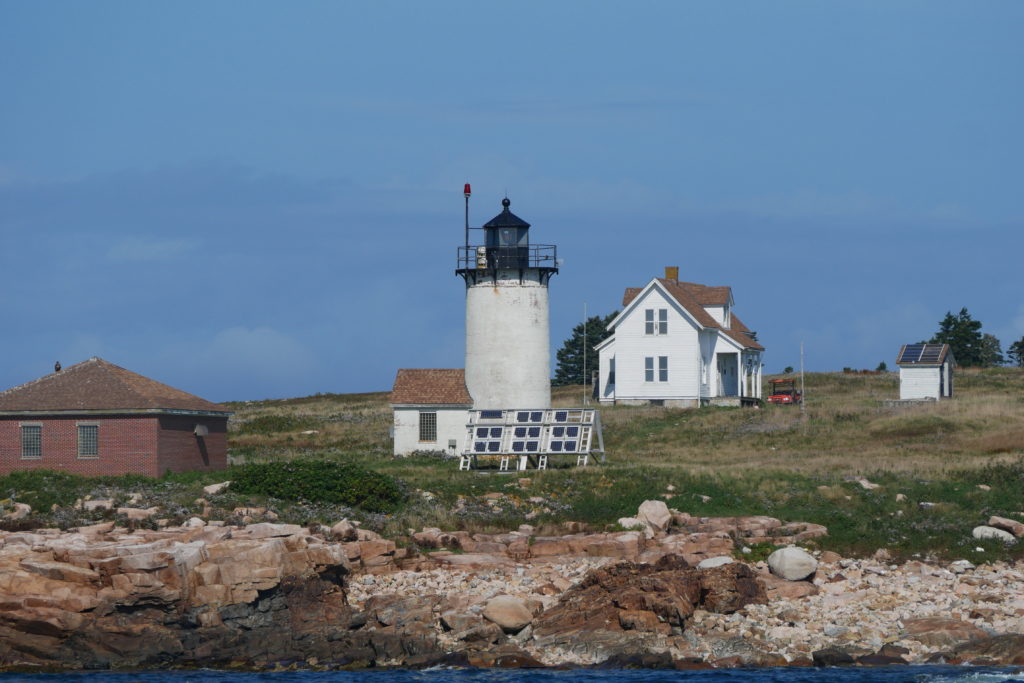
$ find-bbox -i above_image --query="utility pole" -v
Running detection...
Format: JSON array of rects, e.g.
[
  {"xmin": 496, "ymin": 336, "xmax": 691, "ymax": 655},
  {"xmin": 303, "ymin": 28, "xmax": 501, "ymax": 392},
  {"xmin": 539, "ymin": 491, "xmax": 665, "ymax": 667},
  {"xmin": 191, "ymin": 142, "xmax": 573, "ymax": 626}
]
[{"xmin": 800, "ymin": 341, "xmax": 806, "ymax": 415}]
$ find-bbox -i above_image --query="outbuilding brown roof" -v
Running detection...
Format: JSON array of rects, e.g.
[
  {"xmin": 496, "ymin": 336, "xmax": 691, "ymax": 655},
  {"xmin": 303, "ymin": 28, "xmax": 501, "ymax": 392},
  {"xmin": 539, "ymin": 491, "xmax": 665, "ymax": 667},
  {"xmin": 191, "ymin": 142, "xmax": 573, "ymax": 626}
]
[
  {"xmin": 390, "ymin": 369, "xmax": 472, "ymax": 405},
  {"xmin": 621, "ymin": 278, "xmax": 763, "ymax": 351},
  {"xmin": 0, "ymin": 358, "xmax": 230, "ymax": 414}
]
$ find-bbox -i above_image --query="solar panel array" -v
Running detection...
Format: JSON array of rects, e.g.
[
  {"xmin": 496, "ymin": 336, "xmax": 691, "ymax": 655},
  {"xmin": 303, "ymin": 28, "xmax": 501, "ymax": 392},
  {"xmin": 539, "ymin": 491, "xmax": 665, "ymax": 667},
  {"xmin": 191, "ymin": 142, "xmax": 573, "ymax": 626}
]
[
  {"xmin": 897, "ymin": 344, "xmax": 947, "ymax": 365},
  {"xmin": 462, "ymin": 408, "xmax": 603, "ymax": 460}
]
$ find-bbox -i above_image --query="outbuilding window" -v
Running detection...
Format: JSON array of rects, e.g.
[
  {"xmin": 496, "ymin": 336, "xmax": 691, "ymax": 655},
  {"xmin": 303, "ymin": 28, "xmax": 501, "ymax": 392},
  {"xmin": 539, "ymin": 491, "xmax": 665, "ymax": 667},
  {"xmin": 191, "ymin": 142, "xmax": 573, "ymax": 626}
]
[
  {"xmin": 419, "ymin": 411, "xmax": 437, "ymax": 442},
  {"xmin": 20, "ymin": 425, "xmax": 41, "ymax": 459},
  {"xmin": 77, "ymin": 424, "xmax": 99, "ymax": 458}
]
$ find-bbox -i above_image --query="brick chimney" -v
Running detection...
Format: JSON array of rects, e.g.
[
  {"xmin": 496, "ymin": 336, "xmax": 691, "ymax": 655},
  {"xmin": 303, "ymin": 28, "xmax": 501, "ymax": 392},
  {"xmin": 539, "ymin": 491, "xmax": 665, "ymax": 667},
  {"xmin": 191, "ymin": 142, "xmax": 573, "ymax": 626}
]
[{"xmin": 664, "ymin": 266, "xmax": 679, "ymax": 283}]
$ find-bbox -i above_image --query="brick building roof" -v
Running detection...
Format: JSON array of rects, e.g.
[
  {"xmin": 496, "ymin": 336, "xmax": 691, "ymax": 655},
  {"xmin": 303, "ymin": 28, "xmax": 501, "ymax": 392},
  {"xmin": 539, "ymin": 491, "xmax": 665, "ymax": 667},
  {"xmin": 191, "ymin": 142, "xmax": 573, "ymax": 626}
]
[
  {"xmin": 390, "ymin": 369, "xmax": 472, "ymax": 405},
  {"xmin": 0, "ymin": 357, "xmax": 230, "ymax": 414},
  {"xmin": 622, "ymin": 278, "xmax": 764, "ymax": 351}
]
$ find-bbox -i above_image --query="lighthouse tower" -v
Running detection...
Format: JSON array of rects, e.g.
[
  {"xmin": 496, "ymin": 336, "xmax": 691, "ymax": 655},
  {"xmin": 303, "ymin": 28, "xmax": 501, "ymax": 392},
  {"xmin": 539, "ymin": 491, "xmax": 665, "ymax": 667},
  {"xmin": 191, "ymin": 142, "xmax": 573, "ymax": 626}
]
[{"xmin": 457, "ymin": 197, "xmax": 558, "ymax": 410}]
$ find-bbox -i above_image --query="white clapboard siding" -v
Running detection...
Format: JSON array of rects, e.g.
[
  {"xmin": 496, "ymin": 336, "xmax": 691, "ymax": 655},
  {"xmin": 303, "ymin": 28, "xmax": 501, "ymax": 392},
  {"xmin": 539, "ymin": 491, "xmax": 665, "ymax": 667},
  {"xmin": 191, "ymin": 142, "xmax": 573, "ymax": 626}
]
[{"xmin": 899, "ymin": 367, "xmax": 941, "ymax": 400}]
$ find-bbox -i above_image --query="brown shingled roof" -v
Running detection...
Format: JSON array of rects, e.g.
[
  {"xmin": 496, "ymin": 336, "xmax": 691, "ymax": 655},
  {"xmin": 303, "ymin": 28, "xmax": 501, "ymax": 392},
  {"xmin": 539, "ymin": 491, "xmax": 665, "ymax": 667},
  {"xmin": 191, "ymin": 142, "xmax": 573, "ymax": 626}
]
[
  {"xmin": 0, "ymin": 358, "xmax": 230, "ymax": 414},
  {"xmin": 390, "ymin": 369, "xmax": 472, "ymax": 405},
  {"xmin": 621, "ymin": 278, "xmax": 763, "ymax": 351}
]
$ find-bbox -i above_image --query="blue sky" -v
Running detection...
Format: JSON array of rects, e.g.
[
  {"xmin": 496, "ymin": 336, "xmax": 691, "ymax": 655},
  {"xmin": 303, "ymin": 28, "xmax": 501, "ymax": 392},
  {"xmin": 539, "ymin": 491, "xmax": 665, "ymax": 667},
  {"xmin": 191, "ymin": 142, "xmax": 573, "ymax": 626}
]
[{"xmin": 1, "ymin": 2, "xmax": 1021, "ymax": 401}]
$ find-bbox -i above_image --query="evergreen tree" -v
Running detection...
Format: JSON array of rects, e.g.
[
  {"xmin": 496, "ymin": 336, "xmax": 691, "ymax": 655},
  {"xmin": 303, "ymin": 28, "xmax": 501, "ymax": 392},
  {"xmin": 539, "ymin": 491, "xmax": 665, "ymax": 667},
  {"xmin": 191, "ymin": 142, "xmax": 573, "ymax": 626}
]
[
  {"xmin": 553, "ymin": 312, "xmax": 617, "ymax": 386},
  {"xmin": 927, "ymin": 308, "xmax": 1000, "ymax": 367},
  {"xmin": 1007, "ymin": 336, "xmax": 1024, "ymax": 368},
  {"xmin": 978, "ymin": 333, "xmax": 1005, "ymax": 367}
]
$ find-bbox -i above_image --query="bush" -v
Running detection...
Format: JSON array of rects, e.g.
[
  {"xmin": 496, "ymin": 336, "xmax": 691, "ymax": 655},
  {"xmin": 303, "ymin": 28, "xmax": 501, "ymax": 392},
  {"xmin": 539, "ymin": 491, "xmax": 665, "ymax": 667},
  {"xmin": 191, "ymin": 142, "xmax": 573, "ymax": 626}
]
[
  {"xmin": 228, "ymin": 459, "xmax": 405, "ymax": 513},
  {"xmin": 0, "ymin": 470, "xmax": 86, "ymax": 511}
]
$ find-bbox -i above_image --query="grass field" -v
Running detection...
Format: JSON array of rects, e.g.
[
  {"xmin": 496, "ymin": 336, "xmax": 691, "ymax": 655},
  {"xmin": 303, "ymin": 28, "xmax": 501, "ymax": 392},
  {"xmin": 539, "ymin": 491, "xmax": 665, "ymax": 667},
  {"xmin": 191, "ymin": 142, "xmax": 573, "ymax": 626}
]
[
  {"xmin": 3, "ymin": 368, "xmax": 1023, "ymax": 561},
  {"xmin": 214, "ymin": 367, "xmax": 1024, "ymax": 560}
]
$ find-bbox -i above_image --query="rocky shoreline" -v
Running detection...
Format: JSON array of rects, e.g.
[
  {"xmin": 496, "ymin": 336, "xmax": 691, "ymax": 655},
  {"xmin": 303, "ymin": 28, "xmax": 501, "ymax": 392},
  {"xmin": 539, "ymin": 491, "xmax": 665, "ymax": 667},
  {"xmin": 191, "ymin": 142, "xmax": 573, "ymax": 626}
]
[{"xmin": 2, "ymin": 505, "xmax": 1023, "ymax": 670}]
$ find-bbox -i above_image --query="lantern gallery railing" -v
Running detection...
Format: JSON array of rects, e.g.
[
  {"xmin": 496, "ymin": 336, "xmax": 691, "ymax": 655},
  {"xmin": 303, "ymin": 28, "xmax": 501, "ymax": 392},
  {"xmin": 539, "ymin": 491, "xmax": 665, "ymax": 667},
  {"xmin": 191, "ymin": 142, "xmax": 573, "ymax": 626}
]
[
  {"xmin": 456, "ymin": 244, "xmax": 558, "ymax": 272},
  {"xmin": 458, "ymin": 408, "xmax": 605, "ymax": 472}
]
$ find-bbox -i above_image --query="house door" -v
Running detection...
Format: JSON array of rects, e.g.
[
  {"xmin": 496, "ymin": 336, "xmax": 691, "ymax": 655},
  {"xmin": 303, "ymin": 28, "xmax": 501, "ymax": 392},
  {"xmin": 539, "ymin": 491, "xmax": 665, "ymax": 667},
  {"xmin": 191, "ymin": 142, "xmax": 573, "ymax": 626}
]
[{"xmin": 717, "ymin": 354, "xmax": 738, "ymax": 396}]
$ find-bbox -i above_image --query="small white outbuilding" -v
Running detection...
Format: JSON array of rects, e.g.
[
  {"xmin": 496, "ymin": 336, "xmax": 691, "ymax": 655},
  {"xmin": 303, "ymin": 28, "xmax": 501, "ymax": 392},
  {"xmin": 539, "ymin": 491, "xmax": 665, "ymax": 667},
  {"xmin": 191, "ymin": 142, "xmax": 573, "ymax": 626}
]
[
  {"xmin": 896, "ymin": 343, "xmax": 955, "ymax": 400},
  {"xmin": 390, "ymin": 369, "xmax": 471, "ymax": 456}
]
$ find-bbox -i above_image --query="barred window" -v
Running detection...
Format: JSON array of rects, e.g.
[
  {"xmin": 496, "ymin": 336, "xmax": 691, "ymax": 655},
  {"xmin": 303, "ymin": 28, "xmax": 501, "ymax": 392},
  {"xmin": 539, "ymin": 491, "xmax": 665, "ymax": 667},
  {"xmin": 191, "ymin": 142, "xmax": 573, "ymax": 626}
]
[
  {"xmin": 78, "ymin": 424, "xmax": 99, "ymax": 458},
  {"xmin": 21, "ymin": 425, "xmax": 41, "ymax": 459},
  {"xmin": 418, "ymin": 411, "xmax": 437, "ymax": 442}
]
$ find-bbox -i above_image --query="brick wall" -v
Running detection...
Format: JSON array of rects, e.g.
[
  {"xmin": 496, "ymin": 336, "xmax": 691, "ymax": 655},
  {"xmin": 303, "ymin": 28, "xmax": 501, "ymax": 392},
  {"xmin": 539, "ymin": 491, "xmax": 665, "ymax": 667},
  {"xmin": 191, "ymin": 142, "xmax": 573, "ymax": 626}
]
[
  {"xmin": 156, "ymin": 415, "xmax": 228, "ymax": 475},
  {"xmin": 0, "ymin": 415, "xmax": 161, "ymax": 477}
]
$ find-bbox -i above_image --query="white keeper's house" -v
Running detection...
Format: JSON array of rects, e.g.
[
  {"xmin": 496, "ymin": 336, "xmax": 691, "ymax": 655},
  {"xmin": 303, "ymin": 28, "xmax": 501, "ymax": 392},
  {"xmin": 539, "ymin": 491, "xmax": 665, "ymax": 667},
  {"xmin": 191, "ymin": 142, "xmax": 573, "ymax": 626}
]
[{"xmin": 596, "ymin": 267, "xmax": 765, "ymax": 407}]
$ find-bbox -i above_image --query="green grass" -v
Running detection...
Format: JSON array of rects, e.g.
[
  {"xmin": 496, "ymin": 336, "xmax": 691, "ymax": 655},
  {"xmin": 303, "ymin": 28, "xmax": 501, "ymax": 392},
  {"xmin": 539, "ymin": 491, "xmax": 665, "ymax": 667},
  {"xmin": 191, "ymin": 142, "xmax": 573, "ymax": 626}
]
[{"xmin": 3, "ymin": 368, "xmax": 1023, "ymax": 560}]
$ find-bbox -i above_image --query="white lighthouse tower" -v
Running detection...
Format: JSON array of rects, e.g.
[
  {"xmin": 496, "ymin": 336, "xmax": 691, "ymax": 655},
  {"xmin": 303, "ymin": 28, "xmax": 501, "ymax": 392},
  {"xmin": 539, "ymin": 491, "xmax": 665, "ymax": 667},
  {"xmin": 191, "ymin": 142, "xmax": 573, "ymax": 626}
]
[{"xmin": 457, "ymin": 196, "xmax": 558, "ymax": 410}]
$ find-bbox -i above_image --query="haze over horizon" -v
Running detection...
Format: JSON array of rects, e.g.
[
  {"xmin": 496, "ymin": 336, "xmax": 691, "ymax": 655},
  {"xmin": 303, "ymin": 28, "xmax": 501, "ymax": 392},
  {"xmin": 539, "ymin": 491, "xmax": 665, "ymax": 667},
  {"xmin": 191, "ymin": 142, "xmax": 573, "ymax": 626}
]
[{"xmin": 2, "ymin": 2, "xmax": 1021, "ymax": 402}]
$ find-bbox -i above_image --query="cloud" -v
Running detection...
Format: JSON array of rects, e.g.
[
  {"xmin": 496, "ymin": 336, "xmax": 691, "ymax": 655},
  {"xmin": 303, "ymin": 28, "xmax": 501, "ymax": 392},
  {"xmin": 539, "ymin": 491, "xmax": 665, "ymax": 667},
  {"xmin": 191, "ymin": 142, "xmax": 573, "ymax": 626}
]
[{"xmin": 107, "ymin": 237, "xmax": 198, "ymax": 262}]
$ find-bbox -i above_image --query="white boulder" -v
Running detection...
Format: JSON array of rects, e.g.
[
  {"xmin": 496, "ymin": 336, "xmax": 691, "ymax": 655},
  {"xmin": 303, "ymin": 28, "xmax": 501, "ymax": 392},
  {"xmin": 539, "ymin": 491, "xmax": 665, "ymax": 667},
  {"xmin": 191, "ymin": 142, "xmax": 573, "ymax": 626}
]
[
  {"xmin": 636, "ymin": 500, "xmax": 672, "ymax": 531},
  {"xmin": 767, "ymin": 546, "xmax": 818, "ymax": 581},
  {"xmin": 972, "ymin": 525, "xmax": 1017, "ymax": 544}
]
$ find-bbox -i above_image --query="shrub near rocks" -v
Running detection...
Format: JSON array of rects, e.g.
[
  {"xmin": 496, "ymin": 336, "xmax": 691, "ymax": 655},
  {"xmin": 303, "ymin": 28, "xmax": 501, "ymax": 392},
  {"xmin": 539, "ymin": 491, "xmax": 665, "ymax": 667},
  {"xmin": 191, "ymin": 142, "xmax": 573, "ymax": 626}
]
[{"xmin": 229, "ymin": 459, "xmax": 405, "ymax": 513}]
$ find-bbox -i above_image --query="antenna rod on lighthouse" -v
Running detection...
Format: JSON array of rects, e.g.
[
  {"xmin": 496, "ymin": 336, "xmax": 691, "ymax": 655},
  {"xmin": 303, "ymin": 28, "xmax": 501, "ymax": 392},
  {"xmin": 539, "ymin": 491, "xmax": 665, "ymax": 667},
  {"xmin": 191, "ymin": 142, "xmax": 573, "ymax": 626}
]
[{"xmin": 463, "ymin": 183, "xmax": 471, "ymax": 253}]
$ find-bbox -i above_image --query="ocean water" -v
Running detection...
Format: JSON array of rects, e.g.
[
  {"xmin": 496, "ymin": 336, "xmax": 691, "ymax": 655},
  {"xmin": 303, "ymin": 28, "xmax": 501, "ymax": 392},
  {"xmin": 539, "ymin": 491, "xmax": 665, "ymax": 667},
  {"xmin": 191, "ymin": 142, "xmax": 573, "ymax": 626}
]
[{"xmin": 0, "ymin": 667, "xmax": 1022, "ymax": 683}]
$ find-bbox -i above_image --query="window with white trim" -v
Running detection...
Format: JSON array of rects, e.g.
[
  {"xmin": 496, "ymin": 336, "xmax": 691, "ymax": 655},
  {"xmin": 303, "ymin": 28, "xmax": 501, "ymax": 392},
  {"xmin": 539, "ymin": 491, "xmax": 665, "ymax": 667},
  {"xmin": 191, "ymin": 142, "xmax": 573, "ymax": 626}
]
[
  {"xmin": 645, "ymin": 356, "xmax": 669, "ymax": 382},
  {"xmin": 21, "ymin": 425, "xmax": 41, "ymax": 459},
  {"xmin": 418, "ymin": 411, "xmax": 437, "ymax": 442},
  {"xmin": 77, "ymin": 424, "xmax": 99, "ymax": 458},
  {"xmin": 644, "ymin": 308, "xmax": 668, "ymax": 335}
]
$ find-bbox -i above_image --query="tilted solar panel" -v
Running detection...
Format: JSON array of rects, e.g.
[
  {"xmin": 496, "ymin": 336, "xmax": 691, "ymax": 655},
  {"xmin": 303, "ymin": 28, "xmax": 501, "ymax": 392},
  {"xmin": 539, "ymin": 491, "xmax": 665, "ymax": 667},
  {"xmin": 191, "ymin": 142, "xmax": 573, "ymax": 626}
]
[{"xmin": 898, "ymin": 344, "xmax": 925, "ymax": 363}]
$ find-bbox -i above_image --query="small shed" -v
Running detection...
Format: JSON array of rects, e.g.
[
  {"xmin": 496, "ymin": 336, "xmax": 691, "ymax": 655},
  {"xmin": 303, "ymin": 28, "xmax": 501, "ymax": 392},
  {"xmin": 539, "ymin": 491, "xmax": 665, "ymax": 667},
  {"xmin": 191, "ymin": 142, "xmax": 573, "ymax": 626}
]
[
  {"xmin": 390, "ymin": 369, "xmax": 471, "ymax": 457},
  {"xmin": 896, "ymin": 344, "xmax": 955, "ymax": 400}
]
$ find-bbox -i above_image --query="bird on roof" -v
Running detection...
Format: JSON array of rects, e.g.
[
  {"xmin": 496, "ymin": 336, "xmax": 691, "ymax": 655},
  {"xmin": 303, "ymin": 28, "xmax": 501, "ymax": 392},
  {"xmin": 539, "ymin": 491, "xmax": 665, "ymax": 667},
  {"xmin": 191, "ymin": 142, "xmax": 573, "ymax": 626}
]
[{"xmin": 54, "ymin": 361, "xmax": 61, "ymax": 372}]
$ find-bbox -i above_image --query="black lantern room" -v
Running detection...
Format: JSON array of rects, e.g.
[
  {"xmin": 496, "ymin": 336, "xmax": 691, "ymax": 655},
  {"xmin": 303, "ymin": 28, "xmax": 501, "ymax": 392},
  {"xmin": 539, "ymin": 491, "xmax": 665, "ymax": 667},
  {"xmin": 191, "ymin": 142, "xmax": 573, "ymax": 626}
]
[
  {"xmin": 456, "ymin": 196, "xmax": 558, "ymax": 284},
  {"xmin": 483, "ymin": 198, "xmax": 530, "ymax": 268}
]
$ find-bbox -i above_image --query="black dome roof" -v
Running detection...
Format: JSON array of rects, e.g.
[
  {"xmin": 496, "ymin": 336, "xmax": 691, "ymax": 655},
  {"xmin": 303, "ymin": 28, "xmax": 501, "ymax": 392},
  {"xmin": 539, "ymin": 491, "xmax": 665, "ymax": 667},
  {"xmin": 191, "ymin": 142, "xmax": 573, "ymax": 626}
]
[{"xmin": 483, "ymin": 198, "xmax": 530, "ymax": 230}]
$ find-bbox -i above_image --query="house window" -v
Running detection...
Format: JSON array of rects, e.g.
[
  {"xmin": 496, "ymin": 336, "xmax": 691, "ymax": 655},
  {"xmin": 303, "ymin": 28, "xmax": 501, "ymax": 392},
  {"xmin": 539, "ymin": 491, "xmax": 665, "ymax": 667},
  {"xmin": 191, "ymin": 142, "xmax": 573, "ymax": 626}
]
[
  {"xmin": 659, "ymin": 356, "xmax": 669, "ymax": 382},
  {"xmin": 77, "ymin": 424, "xmax": 99, "ymax": 458},
  {"xmin": 20, "ymin": 425, "xmax": 41, "ymax": 459},
  {"xmin": 644, "ymin": 309, "xmax": 668, "ymax": 335},
  {"xmin": 419, "ymin": 411, "xmax": 437, "ymax": 442},
  {"xmin": 645, "ymin": 357, "xmax": 654, "ymax": 382}
]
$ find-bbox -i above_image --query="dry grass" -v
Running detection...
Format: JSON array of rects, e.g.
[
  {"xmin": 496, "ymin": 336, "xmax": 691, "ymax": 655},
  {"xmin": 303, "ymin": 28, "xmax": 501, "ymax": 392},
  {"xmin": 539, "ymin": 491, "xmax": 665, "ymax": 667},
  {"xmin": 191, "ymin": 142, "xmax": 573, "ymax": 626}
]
[{"xmin": 223, "ymin": 368, "xmax": 1024, "ymax": 479}]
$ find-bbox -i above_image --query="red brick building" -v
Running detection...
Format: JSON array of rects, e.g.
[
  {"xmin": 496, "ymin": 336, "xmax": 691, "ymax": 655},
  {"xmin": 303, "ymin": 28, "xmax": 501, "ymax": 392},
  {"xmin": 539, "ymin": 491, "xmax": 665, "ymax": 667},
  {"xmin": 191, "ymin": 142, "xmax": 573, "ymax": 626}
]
[{"xmin": 0, "ymin": 358, "xmax": 232, "ymax": 477}]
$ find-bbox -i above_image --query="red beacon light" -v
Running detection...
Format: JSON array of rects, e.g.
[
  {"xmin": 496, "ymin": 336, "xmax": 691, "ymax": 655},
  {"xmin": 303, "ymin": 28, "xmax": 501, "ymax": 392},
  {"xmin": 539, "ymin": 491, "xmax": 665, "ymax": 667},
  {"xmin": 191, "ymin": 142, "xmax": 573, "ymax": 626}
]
[{"xmin": 464, "ymin": 183, "xmax": 472, "ymax": 198}]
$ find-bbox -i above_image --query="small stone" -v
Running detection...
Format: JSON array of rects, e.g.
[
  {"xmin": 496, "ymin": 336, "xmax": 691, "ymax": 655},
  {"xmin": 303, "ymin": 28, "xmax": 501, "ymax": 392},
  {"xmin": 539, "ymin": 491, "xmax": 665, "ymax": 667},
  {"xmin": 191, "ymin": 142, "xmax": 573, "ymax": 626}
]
[
  {"xmin": 203, "ymin": 481, "xmax": 231, "ymax": 496},
  {"xmin": 698, "ymin": 556, "xmax": 734, "ymax": 569}
]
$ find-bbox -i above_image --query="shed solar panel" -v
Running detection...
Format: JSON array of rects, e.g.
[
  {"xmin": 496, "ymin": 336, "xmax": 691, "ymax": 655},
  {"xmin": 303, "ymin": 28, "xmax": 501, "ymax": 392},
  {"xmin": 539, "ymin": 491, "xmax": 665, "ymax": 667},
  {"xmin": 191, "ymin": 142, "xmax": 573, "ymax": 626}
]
[
  {"xmin": 898, "ymin": 343, "xmax": 947, "ymax": 365},
  {"xmin": 898, "ymin": 344, "xmax": 925, "ymax": 363}
]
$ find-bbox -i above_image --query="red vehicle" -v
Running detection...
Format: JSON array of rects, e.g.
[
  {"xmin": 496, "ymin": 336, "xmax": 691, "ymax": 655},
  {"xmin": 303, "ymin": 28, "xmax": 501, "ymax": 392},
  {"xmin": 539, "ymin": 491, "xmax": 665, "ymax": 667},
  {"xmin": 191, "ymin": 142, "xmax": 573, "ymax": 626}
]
[{"xmin": 767, "ymin": 378, "xmax": 802, "ymax": 405}]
